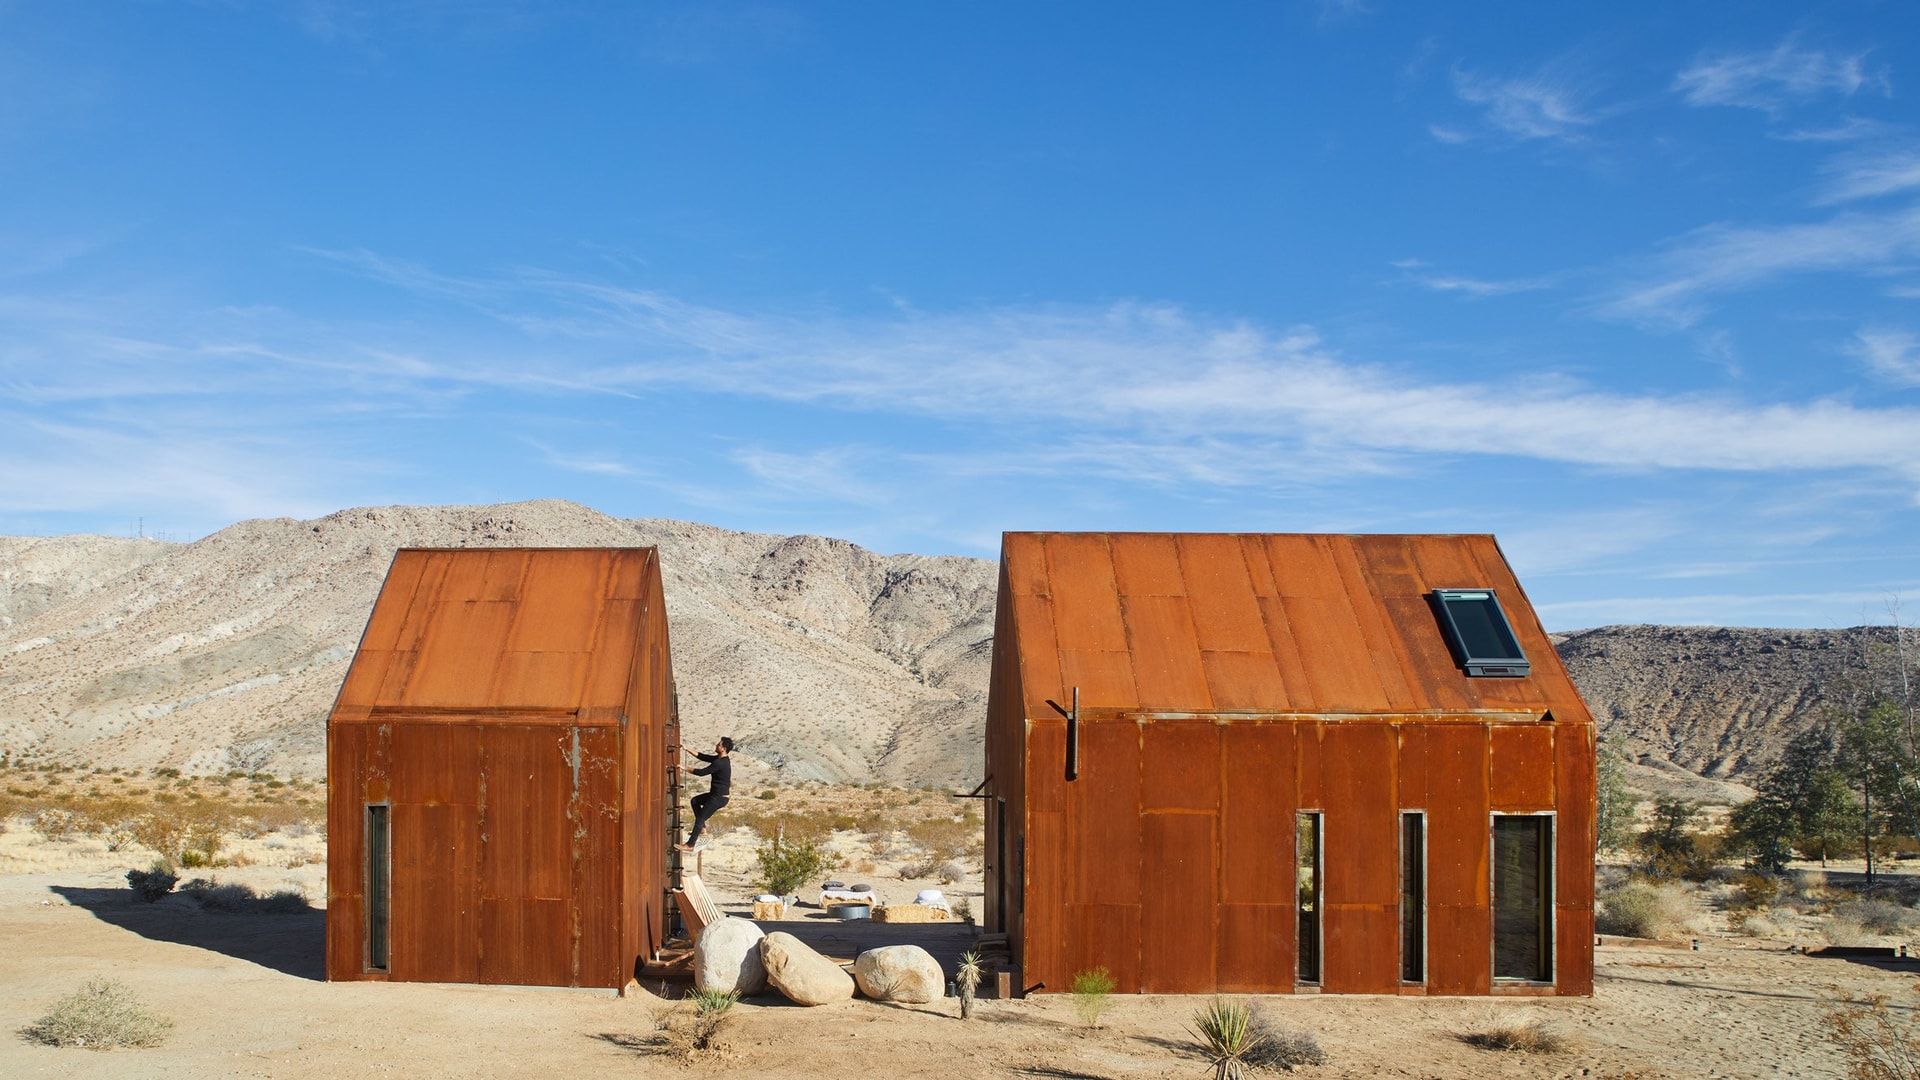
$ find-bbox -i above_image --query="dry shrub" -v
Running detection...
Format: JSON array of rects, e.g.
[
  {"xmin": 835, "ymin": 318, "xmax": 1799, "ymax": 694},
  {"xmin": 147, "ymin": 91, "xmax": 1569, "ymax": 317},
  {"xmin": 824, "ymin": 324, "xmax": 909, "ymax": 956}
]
[
  {"xmin": 244, "ymin": 800, "xmax": 319, "ymax": 837},
  {"xmin": 21, "ymin": 978, "xmax": 173, "ymax": 1049},
  {"xmin": 1833, "ymin": 899, "xmax": 1917, "ymax": 937},
  {"xmin": 130, "ymin": 815, "xmax": 189, "ymax": 864},
  {"xmin": 1462, "ymin": 1011, "xmax": 1565, "ymax": 1054},
  {"xmin": 1732, "ymin": 909, "xmax": 1784, "ymax": 938},
  {"xmin": 653, "ymin": 989, "xmax": 736, "ymax": 1060},
  {"xmin": 125, "ymin": 862, "xmax": 178, "ymax": 903},
  {"xmin": 30, "ymin": 807, "xmax": 82, "ymax": 842},
  {"xmin": 1829, "ymin": 995, "xmax": 1920, "ymax": 1079},
  {"xmin": 256, "ymin": 888, "xmax": 312, "ymax": 914},
  {"xmin": 1727, "ymin": 870, "xmax": 1782, "ymax": 912},
  {"xmin": 904, "ymin": 816, "xmax": 981, "ymax": 863},
  {"xmin": 1244, "ymin": 1002, "xmax": 1327, "ymax": 1071},
  {"xmin": 1596, "ymin": 881, "xmax": 1701, "ymax": 939}
]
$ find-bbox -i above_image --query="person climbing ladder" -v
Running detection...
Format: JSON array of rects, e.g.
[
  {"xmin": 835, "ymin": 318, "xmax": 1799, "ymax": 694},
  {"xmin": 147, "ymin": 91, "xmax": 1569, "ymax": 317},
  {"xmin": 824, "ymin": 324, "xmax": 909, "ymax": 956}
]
[{"xmin": 677, "ymin": 737, "xmax": 734, "ymax": 851}]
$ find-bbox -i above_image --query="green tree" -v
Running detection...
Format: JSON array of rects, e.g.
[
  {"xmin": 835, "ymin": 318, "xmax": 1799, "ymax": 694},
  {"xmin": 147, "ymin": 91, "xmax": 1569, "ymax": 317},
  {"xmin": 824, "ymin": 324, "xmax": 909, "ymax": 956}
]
[
  {"xmin": 1595, "ymin": 745, "xmax": 1634, "ymax": 853},
  {"xmin": 1730, "ymin": 728, "xmax": 1858, "ymax": 871},
  {"xmin": 1637, "ymin": 797, "xmax": 1704, "ymax": 879},
  {"xmin": 1838, "ymin": 698, "xmax": 1914, "ymax": 884}
]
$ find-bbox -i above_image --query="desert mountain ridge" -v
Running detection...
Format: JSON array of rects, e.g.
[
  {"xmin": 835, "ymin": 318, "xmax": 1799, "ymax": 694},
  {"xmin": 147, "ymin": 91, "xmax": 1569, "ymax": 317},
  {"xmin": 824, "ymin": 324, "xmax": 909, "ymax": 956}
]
[{"xmin": 0, "ymin": 500, "xmax": 1899, "ymax": 794}]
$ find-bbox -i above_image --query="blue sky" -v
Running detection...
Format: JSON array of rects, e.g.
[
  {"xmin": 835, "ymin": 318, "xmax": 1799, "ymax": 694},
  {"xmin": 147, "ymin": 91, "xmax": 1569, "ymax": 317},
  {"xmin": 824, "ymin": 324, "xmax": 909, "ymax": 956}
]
[{"xmin": 3, "ymin": 2, "xmax": 1918, "ymax": 630}]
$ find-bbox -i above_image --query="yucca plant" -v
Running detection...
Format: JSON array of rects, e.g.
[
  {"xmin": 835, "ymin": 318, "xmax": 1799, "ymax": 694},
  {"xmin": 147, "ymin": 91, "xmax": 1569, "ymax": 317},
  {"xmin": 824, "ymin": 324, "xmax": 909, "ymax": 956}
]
[
  {"xmin": 956, "ymin": 950, "xmax": 983, "ymax": 1020},
  {"xmin": 1190, "ymin": 998, "xmax": 1266, "ymax": 1080}
]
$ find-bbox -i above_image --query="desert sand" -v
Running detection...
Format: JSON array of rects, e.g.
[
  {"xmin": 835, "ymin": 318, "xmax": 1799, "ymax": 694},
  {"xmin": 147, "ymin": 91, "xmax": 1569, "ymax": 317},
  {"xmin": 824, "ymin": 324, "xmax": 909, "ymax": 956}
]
[{"xmin": 0, "ymin": 833, "xmax": 1910, "ymax": 1079}]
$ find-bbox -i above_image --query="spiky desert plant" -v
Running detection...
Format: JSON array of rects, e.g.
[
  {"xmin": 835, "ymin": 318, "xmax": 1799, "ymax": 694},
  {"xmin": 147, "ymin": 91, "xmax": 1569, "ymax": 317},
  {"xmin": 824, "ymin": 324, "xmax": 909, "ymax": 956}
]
[
  {"xmin": 956, "ymin": 950, "xmax": 983, "ymax": 1020},
  {"xmin": 1190, "ymin": 998, "xmax": 1266, "ymax": 1080},
  {"xmin": 1069, "ymin": 967, "xmax": 1116, "ymax": 1028}
]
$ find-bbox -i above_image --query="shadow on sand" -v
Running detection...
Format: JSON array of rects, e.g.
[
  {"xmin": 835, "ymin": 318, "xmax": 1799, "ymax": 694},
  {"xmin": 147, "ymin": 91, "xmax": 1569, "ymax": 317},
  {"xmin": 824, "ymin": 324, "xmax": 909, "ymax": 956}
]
[{"xmin": 51, "ymin": 884, "xmax": 325, "ymax": 980}]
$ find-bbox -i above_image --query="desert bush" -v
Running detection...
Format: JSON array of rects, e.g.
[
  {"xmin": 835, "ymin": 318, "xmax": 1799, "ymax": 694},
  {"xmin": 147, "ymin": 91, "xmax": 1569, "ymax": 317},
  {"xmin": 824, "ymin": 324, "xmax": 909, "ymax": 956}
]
[
  {"xmin": 1069, "ymin": 967, "xmax": 1115, "ymax": 1027},
  {"xmin": 653, "ymin": 989, "xmax": 736, "ymax": 1060},
  {"xmin": 935, "ymin": 860, "xmax": 967, "ymax": 885},
  {"xmin": 31, "ymin": 807, "xmax": 82, "ymax": 842},
  {"xmin": 1462, "ymin": 1011, "xmax": 1565, "ymax": 1054},
  {"xmin": 738, "ymin": 810, "xmax": 830, "ymax": 846},
  {"xmin": 198, "ymin": 883, "xmax": 257, "ymax": 913},
  {"xmin": 953, "ymin": 896, "xmax": 974, "ymax": 924},
  {"xmin": 1834, "ymin": 899, "xmax": 1917, "ymax": 936},
  {"xmin": 1596, "ymin": 881, "xmax": 1701, "ymax": 939},
  {"xmin": 21, "ymin": 978, "xmax": 173, "ymax": 1049},
  {"xmin": 1732, "ymin": 908, "xmax": 1783, "ymax": 938},
  {"xmin": 125, "ymin": 862, "xmax": 178, "ymax": 903},
  {"xmin": 905, "ymin": 816, "xmax": 981, "ymax": 863},
  {"xmin": 1727, "ymin": 870, "xmax": 1782, "ymax": 912},
  {"xmin": 256, "ymin": 888, "xmax": 311, "ymax": 914},
  {"xmin": 757, "ymin": 789, "xmax": 776, "ymax": 800},
  {"xmin": 1830, "ymin": 995, "xmax": 1920, "ymax": 1080},
  {"xmin": 1244, "ymin": 1002, "xmax": 1327, "ymax": 1071},
  {"xmin": 753, "ymin": 833, "xmax": 837, "ymax": 896},
  {"xmin": 130, "ymin": 814, "xmax": 189, "ymax": 864},
  {"xmin": 1827, "ymin": 916, "xmax": 1875, "ymax": 947}
]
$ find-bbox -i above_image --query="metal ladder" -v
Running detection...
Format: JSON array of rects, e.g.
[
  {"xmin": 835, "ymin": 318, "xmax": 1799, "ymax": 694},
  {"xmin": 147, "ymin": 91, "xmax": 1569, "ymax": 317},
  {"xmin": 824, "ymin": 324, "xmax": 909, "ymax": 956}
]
[{"xmin": 665, "ymin": 683, "xmax": 685, "ymax": 940}]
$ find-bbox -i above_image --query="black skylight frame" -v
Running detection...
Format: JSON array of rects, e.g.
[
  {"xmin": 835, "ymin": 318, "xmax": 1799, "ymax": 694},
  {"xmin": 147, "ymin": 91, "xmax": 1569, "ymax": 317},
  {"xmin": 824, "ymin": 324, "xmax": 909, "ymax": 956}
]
[{"xmin": 1431, "ymin": 588, "xmax": 1530, "ymax": 677}]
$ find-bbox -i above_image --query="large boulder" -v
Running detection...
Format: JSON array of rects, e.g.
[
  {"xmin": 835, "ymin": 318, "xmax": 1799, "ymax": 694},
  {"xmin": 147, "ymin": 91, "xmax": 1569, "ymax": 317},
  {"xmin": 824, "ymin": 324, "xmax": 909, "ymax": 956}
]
[
  {"xmin": 851, "ymin": 944, "xmax": 944, "ymax": 1004},
  {"xmin": 760, "ymin": 931, "xmax": 855, "ymax": 1006},
  {"xmin": 694, "ymin": 917, "xmax": 768, "ymax": 996}
]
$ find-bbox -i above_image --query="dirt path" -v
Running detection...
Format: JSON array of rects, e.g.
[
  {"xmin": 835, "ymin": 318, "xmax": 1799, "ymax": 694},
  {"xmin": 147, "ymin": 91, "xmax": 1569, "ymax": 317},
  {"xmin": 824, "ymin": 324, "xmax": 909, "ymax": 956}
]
[{"xmin": 0, "ymin": 866, "xmax": 1905, "ymax": 1079}]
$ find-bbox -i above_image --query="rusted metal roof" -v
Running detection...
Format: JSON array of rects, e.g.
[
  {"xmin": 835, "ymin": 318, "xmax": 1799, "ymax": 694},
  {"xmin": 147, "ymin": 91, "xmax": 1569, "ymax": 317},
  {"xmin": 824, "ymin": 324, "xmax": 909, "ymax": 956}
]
[
  {"xmin": 332, "ymin": 547, "xmax": 657, "ymax": 727},
  {"xmin": 1001, "ymin": 532, "xmax": 1590, "ymax": 722}
]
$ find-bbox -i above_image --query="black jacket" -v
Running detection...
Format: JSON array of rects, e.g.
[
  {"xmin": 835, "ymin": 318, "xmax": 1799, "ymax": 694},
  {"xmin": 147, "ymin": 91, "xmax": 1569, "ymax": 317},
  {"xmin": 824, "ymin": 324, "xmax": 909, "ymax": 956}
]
[{"xmin": 691, "ymin": 752, "xmax": 732, "ymax": 797}]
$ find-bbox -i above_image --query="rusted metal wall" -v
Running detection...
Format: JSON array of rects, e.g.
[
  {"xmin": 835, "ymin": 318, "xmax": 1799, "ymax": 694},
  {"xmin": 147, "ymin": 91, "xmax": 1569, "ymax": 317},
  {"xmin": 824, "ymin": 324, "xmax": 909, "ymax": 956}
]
[
  {"xmin": 988, "ymin": 532, "xmax": 1596, "ymax": 997},
  {"xmin": 326, "ymin": 548, "xmax": 672, "ymax": 989}
]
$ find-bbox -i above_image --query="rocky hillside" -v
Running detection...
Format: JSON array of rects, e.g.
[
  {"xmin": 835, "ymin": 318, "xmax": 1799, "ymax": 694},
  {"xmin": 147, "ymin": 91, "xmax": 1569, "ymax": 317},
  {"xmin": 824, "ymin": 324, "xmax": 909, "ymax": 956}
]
[
  {"xmin": 0, "ymin": 503, "xmax": 1905, "ymax": 792},
  {"xmin": 0, "ymin": 502, "xmax": 996, "ymax": 788},
  {"xmin": 1557, "ymin": 624, "xmax": 1907, "ymax": 778}
]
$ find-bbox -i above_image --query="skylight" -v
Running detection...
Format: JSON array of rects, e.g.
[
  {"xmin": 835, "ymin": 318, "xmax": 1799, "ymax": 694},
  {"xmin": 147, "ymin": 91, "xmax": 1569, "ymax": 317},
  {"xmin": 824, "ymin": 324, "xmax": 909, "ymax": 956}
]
[{"xmin": 1432, "ymin": 589, "xmax": 1530, "ymax": 677}]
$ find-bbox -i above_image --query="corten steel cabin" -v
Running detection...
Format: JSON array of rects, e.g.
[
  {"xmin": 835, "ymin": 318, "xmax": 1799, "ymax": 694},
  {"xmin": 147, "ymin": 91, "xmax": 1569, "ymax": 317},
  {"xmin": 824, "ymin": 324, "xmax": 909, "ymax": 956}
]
[
  {"xmin": 983, "ymin": 533, "xmax": 1596, "ymax": 997},
  {"xmin": 326, "ymin": 547, "xmax": 677, "ymax": 988}
]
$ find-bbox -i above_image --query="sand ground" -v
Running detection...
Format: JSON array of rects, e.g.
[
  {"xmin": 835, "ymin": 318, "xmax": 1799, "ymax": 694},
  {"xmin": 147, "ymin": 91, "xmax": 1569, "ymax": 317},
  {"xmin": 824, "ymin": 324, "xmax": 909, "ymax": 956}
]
[{"xmin": 1, "ymin": 852, "xmax": 1913, "ymax": 1080}]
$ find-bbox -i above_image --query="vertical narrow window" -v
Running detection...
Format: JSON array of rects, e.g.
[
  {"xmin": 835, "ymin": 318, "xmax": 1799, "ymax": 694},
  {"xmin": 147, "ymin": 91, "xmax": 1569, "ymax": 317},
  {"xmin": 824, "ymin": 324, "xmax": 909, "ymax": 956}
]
[
  {"xmin": 1401, "ymin": 812, "xmax": 1425, "ymax": 983},
  {"xmin": 365, "ymin": 804, "xmax": 390, "ymax": 973},
  {"xmin": 1492, "ymin": 815, "xmax": 1553, "ymax": 982},
  {"xmin": 1295, "ymin": 812, "xmax": 1321, "ymax": 985}
]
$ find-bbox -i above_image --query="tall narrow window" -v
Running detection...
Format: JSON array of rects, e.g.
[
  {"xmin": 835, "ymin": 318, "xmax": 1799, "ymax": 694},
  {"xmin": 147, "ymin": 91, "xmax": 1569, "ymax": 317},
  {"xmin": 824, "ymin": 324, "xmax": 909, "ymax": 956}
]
[
  {"xmin": 1401, "ymin": 812, "xmax": 1425, "ymax": 983},
  {"xmin": 1296, "ymin": 812, "xmax": 1322, "ymax": 985},
  {"xmin": 1492, "ymin": 815, "xmax": 1553, "ymax": 982},
  {"xmin": 365, "ymin": 804, "xmax": 390, "ymax": 973}
]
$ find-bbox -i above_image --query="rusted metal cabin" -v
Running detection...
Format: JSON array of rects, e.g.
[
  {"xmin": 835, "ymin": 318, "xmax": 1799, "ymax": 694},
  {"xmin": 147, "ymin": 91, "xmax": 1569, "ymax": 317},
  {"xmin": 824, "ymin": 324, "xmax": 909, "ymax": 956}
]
[
  {"xmin": 983, "ymin": 533, "xmax": 1595, "ymax": 996},
  {"xmin": 326, "ymin": 548, "xmax": 676, "ymax": 988}
]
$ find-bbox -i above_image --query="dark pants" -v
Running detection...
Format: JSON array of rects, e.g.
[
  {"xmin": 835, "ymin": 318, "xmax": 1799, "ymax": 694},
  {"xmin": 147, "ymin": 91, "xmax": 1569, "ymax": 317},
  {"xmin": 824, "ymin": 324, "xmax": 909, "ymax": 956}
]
[{"xmin": 686, "ymin": 792, "xmax": 729, "ymax": 846}]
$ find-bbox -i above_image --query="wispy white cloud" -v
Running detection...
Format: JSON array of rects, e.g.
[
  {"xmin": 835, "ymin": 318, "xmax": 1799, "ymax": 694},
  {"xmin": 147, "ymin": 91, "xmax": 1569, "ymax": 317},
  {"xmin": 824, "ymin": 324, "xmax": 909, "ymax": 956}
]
[
  {"xmin": 1850, "ymin": 328, "xmax": 1920, "ymax": 388},
  {"xmin": 289, "ymin": 261, "xmax": 1920, "ymax": 485},
  {"xmin": 732, "ymin": 446, "xmax": 889, "ymax": 505},
  {"xmin": 14, "ymin": 255, "xmax": 1920, "ymax": 535},
  {"xmin": 1674, "ymin": 37, "xmax": 1885, "ymax": 111},
  {"xmin": 1818, "ymin": 145, "xmax": 1920, "ymax": 204},
  {"xmin": 1600, "ymin": 203, "xmax": 1920, "ymax": 326},
  {"xmin": 1774, "ymin": 116, "xmax": 1892, "ymax": 143},
  {"xmin": 1391, "ymin": 258, "xmax": 1553, "ymax": 297},
  {"xmin": 1449, "ymin": 63, "xmax": 1602, "ymax": 143}
]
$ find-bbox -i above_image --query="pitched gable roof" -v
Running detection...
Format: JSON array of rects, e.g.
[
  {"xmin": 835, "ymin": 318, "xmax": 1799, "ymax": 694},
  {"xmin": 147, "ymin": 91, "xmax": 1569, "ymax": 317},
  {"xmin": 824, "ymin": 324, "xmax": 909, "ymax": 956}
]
[{"xmin": 1000, "ymin": 532, "xmax": 1589, "ymax": 721}]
